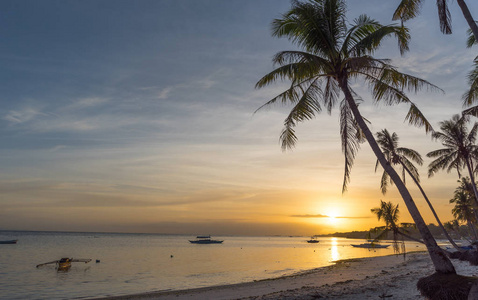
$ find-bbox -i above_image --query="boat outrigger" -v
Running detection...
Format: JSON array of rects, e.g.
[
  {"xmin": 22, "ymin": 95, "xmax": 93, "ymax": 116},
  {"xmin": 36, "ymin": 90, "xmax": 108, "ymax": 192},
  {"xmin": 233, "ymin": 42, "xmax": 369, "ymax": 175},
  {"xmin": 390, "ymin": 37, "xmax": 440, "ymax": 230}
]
[
  {"xmin": 351, "ymin": 243, "xmax": 390, "ymax": 249},
  {"xmin": 189, "ymin": 235, "xmax": 223, "ymax": 244},
  {"xmin": 36, "ymin": 258, "xmax": 92, "ymax": 271}
]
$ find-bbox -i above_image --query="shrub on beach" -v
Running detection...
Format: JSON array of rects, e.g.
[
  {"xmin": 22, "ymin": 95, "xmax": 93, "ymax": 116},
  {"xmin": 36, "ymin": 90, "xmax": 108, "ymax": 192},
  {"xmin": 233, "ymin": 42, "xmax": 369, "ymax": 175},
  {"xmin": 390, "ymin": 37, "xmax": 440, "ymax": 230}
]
[
  {"xmin": 417, "ymin": 273, "xmax": 477, "ymax": 300},
  {"xmin": 449, "ymin": 250, "xmax": 478, "ymax": 266}
]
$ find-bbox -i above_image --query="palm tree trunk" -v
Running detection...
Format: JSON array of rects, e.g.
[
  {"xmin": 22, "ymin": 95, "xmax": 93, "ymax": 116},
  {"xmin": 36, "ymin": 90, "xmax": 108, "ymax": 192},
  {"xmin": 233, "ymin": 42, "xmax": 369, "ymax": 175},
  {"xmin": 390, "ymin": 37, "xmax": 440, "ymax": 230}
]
[
  {"xmin": 468, "ymin": 222, "xmax": 478, "ymax": 241},
  {"xmin": 401, "ymin": 163, "xmax": 462, "ymax": 251},
  {"xmin": 469, "ymin": 221, "xmax": 478, "ymax": 241},
  {"xmin": 464, "ymin": 159, "xmax": 478, "ymax": 241},
  {"xmin": 457, "ymin": 0, "xmax": 478, "ymax": 42},
  {"xmin": 339, "ymin": 78, "xmax": 456, "ymax": 274},
  {"xmin": 465, "ymin": 158, "xmax": 478, "ymax": 208}
]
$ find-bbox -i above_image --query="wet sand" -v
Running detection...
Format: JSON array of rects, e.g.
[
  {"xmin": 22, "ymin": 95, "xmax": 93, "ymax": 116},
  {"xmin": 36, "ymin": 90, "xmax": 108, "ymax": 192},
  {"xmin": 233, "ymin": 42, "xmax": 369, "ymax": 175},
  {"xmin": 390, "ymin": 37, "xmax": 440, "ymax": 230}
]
[{"xmin": 96, "ymin": 252, "xmax": 478, "ymax": 300}]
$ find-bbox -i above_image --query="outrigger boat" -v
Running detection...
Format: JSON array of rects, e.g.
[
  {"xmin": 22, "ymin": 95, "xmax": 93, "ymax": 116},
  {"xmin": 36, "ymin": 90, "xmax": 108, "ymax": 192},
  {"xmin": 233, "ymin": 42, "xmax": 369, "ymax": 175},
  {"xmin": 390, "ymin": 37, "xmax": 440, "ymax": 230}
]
[
  {"xmin": 189, "ymin": 235, "xmax": 223, "ymax": 244},
  {"xmin": 36, "ymin": 258, "xmax": 92, "ymax": 271},
  {"xmin": 0, "ymin": 239, "xmax": 18, "ymax": 244},
  {"xmin": 306, "ymin": 236, "xmax": 319, "ymax": 243}
]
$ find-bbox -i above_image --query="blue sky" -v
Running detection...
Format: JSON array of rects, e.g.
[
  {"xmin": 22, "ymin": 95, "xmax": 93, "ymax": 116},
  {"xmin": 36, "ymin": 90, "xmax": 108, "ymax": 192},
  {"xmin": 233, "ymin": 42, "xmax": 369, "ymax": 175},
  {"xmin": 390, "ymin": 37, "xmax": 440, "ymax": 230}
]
[{"xmin": 1, "ymin": 0, "xmax": 478, "ymax": 235}]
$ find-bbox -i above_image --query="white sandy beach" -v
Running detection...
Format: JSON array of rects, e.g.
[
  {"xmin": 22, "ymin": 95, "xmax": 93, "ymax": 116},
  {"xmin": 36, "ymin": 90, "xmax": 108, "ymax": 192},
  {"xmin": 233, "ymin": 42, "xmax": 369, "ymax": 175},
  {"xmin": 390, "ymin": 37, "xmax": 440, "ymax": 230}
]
[{"xmin": 97, "ymin": 252, "xmax": 478, "ymax": 300}]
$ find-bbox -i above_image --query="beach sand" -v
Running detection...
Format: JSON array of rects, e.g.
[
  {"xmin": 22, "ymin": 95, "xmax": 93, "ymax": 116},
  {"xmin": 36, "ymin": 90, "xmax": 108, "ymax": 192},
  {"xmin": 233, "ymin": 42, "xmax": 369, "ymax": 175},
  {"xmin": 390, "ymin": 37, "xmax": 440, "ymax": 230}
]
[{"xmin": 97, "ymin": 252, "xmax": 478, "ymax": 300}]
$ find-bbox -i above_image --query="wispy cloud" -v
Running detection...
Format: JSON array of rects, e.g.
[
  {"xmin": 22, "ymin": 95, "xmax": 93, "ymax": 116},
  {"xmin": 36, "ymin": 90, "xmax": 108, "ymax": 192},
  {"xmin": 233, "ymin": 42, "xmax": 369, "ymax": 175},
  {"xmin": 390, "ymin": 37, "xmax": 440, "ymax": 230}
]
[
  {"xmin": 291, "ymin": 214, "xmax": 371, "ymax": 219},
  {"xmin": 66, "ymin": 97, "xmax": 109, "ymax": 110},
  {"xmin": 157, "ymin": 87, "xmax": 173, "ymax": 99},
  {"xmin": 3, "ymin": 107, "xmax": 47, "ymax": 124}
]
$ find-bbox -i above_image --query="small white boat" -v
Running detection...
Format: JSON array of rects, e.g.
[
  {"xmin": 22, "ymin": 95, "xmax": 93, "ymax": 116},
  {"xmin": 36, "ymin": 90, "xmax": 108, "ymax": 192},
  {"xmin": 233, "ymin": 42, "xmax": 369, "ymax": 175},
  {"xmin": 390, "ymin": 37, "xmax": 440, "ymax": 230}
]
[
  {"xmin": 351, "ymin": 243, "xmax": 390, "ymax": 249},
  {"xmin": 189, "ymin": 235, "xmax": 223, "ymax": 244}
]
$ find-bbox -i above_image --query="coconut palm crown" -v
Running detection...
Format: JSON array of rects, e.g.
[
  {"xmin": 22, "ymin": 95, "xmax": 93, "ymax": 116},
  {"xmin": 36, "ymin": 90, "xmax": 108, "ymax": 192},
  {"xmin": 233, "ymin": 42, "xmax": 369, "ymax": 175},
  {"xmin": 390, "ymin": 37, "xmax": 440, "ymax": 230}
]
[
  {"xmin": 255, "ymin": 0, "xmax": 434, "ymax": 192},
  {"xmin": 427, "ymin": 115, "xmax": 478, "ymax": 179},
  {"xmin": 375, "ymin": 129, "xmax": 422, "ymax": 194},
  {"xmin": 427, "ymin": 114, "xmax": 478, "ymax": 215},
  {"xmin": 256, "ymin": 0, "xmax": 455, "ymax": 273}
]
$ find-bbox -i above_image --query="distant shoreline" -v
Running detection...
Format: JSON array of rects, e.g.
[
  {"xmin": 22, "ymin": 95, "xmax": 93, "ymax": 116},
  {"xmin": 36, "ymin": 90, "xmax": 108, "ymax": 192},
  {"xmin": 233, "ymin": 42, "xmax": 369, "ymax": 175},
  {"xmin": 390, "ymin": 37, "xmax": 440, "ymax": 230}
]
[{"xmin": 0, "ymin": 229, "xmax": 374, "ymax": 239}]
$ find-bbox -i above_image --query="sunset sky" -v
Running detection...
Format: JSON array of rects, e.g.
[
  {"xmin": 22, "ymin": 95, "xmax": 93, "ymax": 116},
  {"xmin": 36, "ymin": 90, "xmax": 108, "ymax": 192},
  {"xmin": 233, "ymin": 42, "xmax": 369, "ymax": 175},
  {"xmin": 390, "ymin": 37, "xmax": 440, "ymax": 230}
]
[{"xmin": 1, "ymin": 0, "xmax": 478, "ymax": 236}]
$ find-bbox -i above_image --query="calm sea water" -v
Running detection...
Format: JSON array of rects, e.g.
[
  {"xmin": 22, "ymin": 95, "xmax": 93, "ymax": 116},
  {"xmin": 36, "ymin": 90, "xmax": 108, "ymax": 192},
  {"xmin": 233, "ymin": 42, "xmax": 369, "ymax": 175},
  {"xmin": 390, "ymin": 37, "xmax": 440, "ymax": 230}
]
[{"xmin": 0, "ymin": 231, "xmax": 430, "ymax": 299}]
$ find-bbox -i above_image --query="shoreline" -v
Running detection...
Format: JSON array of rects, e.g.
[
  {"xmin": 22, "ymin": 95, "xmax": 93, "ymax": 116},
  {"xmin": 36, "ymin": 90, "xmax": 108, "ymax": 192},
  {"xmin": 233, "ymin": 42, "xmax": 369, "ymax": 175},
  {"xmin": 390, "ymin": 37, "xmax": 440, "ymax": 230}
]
[{"xmin": 94, "ymin": 251, "xmax": 478, "ymax": 300}]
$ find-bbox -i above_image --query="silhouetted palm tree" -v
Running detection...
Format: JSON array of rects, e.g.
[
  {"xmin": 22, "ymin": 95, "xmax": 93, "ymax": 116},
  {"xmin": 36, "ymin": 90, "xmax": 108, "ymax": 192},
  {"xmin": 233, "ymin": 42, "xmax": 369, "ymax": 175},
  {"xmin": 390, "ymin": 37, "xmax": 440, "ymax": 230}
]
[
  {"xmin": 375, "ymin": 129, "xmax": 460, "ymax": 250},
  {"xmin": 256, "ymin": 0, "xmax": 455, "ymax": 273},
  {"xmin": 370, "ymin": 200, "xmax": 422, "ymax": 254},
  {"xmin": 393, "ymin": 0, "xmax": 478, "ymax": 40},
  {"xmin": 450, "ymin": 179, "xmax": 478, "ymax": 240},
  {"xmin": 445, "ymin": 220, "xmax": 472, "ymax": 243},
  {"xmin": 427, "ymin": 115, "xmax": 478, "ymax": 209}
]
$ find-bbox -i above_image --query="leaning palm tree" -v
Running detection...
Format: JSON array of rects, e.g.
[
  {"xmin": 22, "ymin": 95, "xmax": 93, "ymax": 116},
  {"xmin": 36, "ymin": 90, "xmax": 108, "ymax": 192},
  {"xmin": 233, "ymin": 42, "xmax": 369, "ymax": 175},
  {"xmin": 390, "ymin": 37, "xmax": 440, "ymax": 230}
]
[
  {"xmin": 453, "ymin": 177, "xmax": 478, "ymax": 241},
  {"xmin": 451, "ymin": 188, "xmax": 478, "ymax": 241},
  {"xmin": 393, "ymin": 0, "xmax": 478, "ymax": 41},
  {"xmin": 427, "ymin": 114, "xmax": 478, "ymax": 209},
  {"xmin": 375, "ymin": 129, "xmax": 461, "ymax": 250},
  {"xmin": 256, "ymin": 0, "xmax": 455, "ymax": 273},
  {"xmin": 370, "ymin": 200, "xmax": 422, "ymax": 254}
]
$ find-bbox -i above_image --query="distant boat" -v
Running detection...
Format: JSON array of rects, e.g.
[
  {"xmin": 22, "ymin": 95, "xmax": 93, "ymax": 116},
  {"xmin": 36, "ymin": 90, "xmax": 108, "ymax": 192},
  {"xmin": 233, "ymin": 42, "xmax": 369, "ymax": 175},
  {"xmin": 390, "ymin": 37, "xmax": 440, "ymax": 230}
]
[
  {"xmin": 351, "ymin": 243, "xmax": 390, "ymax": 249},
  {"xmin": 446, "ymin": 245, "xmax": 473, "ymax": 250},
  {"xmin": 189, "ymin": 235, "xmax": 223, "ymax": 244},
  {"xmin": 306, "ymin": 237, "xmax": 319, "ymax": 243},
  {"xmin": 0, "ymin": 239, "xmax": 18, "ymax": 244}
]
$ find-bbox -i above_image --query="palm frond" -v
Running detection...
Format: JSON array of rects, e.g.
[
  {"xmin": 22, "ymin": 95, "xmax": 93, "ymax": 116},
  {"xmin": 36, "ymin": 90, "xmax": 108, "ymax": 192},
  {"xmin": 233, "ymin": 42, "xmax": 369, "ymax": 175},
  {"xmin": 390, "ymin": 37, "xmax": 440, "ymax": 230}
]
[
  {"xmin": 392, "ymin": 0, "xmax": 423, "ymax": 22},
  {"xmin": 348, "ymin": 19, "xmax": 410, "ymax": 56},
  {"xmin": 401, "ymin": 157, "xmax": 421, "ymax": 183},
  {"xmin": 436, "ymin": 0, "xmax": 452, "ymax": 35},
  {"xmin": 380, "ymin": 170, "xmax": 390, "ymax": 194},
  {"xmin": 397, "ymin": 147, "xmax": 423, "ymax": 165},
  {"xmin": 279, "ymin": 79, "xmax": 324, "ymax": 150},
  {"xmin": 405, "ymin": 102, "xmax": 434, "ymax": 133},
  {"xmin": 340, "ymin": 98, "xmax": 363, "ymax": 192},
  {"xmin": 466, "ymin": 27, "xmax": 477, "ymax": 48},
  {"xmin": 271, "ymin": 0, "xmax": 346, "ymax": 55},
  {"xmin": 255, "ymin": 62, "xmax": 319, "ymax": 90},
  {"xmin": 462, "ymin": 59, "xmax": 478, "ymax": 107}
]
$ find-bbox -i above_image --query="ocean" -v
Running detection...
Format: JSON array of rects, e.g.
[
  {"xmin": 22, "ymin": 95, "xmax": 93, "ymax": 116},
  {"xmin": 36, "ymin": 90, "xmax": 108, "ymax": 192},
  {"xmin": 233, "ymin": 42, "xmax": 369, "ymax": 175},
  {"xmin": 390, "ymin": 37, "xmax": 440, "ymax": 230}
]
[{"xmin": 0, "ymin": 230, "xmax": 429, "ymax": 299}]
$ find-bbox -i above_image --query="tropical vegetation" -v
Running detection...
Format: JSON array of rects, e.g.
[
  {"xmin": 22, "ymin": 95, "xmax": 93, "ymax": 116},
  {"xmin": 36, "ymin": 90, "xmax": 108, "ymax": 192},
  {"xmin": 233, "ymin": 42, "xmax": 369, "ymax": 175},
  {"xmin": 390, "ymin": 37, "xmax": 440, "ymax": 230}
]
[
  {"xmin": 375, "ymin": 129, "xmax": 461, "ymax": 250},
  {"xmin": 450, "ymin": 178, "xmax": 478, "ymax": 240},
  {"xmin": 369, "ymin": 200, "xmax": 420, "ymax": 254},
  {"xmin": 427, "ymin": 114, "xmax": 478, "ymax": 209},
  {"xmin": 393, "ymin": 0, "xmax": 478, "ymax": 41},
  {"xmin": 256, "ymin": 0, "xmax": 455, "ymax": 273}
]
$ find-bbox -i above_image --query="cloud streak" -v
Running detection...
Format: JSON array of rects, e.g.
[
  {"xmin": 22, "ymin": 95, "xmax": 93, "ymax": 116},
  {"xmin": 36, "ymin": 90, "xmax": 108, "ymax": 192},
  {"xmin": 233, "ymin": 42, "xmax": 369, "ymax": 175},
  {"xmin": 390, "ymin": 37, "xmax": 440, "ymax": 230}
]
[{"xmin": 291, "ymin": 214, "xmax": 372, "ymax": 219}]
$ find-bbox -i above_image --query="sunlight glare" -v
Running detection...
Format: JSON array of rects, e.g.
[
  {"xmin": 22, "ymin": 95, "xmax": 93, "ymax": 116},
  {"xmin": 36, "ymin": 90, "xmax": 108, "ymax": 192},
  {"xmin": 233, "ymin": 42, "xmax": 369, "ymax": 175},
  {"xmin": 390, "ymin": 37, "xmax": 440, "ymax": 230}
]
[{"xmin": 330, "ymin": 237, "xmax": 340, "ymax": 262}]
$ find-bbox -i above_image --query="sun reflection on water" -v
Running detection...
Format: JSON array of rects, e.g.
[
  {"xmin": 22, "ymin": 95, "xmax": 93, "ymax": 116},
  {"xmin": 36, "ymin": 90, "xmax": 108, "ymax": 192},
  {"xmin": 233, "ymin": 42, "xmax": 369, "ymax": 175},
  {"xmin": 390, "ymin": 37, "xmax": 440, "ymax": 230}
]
[{"xmin": 330, "ymin": 237, "xmax": 340, "ymax": 262}]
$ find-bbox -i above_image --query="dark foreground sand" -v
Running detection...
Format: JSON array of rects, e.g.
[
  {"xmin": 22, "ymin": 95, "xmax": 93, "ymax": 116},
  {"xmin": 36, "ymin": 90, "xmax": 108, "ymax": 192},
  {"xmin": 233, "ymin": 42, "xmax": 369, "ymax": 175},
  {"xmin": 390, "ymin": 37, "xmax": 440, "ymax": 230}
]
[{"xmin": 95, "ymin": 252, "xmax": 478, "ymax": 300}]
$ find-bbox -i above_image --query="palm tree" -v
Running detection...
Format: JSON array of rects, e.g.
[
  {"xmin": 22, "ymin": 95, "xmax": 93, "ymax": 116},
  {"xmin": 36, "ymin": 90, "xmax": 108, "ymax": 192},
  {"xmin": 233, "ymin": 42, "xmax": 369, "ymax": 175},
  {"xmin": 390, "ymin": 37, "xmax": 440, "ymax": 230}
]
[
  {"xmin": 445, "ymin": 220, "xmax": 472, "ymax": 243},
  {"xmin": 375, "ymin": 129, "xmax": 461, "ymax": 250},
  {"xmin": 450, "ymin": 181, "xmax": 478, "ymax": 240},
  {"xmin": 370, "ymin": 200, "xmax": 422, "ymax": 254},
  {"xmin": 427, "ymin": 114, "xmax": 478, "ymax": 209},
  {"xmin": 461, "ymin": 30, "xmax": 478, "ymax": 114},
  {"xmin": 393, "ymin": 0, "xmax": 478, "ymax": 41},
  {"xmin": 256, "ymin": 0, "xmax": 455, "ymax": 273}
]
